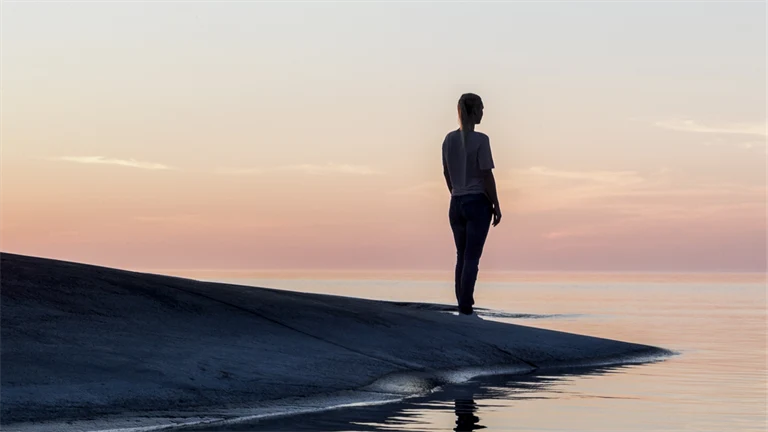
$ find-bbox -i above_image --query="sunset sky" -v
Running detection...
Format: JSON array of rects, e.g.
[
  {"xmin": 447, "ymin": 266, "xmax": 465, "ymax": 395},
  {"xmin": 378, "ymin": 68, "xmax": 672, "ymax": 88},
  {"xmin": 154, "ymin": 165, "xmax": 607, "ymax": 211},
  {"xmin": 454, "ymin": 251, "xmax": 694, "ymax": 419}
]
[{"xmin": 2, "ymin": 2, "xmax": 766, "ymax": 272}]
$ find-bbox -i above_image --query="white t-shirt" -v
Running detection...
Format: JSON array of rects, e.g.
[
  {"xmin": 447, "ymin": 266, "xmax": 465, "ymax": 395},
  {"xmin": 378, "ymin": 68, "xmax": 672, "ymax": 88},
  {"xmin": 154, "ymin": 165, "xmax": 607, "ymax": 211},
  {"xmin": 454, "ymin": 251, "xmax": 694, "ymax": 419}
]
[{"xmin": 442, "ymin": 129, "xmax": 495, "ymax": 197}]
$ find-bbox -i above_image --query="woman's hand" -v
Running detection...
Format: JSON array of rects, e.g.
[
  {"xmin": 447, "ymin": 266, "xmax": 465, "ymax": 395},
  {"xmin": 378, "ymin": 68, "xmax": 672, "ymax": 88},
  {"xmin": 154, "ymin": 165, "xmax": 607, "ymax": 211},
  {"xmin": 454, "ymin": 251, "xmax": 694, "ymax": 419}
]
[{"xmin": 492, "ymin": 205, "xmax": 502, "ymax": 227}]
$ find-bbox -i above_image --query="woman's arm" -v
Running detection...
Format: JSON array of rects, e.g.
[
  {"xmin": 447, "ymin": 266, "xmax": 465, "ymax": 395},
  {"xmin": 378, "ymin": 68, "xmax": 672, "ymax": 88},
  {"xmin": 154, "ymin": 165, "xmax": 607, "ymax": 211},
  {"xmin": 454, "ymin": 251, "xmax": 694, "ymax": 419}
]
[{"xmin": 483, "ymin": 170, "xmax": 502, "ymax": 226}]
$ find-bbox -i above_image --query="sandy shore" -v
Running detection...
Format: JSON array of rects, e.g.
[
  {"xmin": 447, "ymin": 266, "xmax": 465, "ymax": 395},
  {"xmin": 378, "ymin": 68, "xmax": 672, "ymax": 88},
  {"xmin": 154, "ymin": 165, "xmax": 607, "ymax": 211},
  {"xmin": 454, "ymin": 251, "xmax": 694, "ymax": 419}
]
[{"xmin": 1, "ymin": 253, "xmax": 671, "ymax": 431}]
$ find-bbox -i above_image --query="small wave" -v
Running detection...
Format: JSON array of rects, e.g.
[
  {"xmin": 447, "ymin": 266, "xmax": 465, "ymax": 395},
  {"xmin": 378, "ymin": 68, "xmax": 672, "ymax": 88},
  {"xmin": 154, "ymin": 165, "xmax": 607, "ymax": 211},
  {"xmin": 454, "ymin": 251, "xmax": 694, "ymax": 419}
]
[
  {"xmin": 364, "ymin": 365, "xmax": 535, "ymax": 396},
  {"xmin": 476, "ymin": 311, "xmax": 584, "ymax": 319}
]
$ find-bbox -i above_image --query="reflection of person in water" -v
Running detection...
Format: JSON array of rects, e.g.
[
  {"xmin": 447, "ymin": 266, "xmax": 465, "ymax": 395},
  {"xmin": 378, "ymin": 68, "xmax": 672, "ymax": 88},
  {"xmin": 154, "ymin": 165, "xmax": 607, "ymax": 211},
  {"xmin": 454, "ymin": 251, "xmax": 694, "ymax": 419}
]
[{"xmin": 454, "ymin": 398, "xmax": 486, "ymax": 431}]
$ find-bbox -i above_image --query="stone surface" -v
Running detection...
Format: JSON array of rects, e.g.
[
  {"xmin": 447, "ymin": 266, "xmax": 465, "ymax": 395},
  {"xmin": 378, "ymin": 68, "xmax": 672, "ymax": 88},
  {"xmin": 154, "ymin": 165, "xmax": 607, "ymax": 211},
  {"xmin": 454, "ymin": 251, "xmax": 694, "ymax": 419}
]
[{"xmin": 0, "ymin": 253, "xmax": 670, "ymax": 430}]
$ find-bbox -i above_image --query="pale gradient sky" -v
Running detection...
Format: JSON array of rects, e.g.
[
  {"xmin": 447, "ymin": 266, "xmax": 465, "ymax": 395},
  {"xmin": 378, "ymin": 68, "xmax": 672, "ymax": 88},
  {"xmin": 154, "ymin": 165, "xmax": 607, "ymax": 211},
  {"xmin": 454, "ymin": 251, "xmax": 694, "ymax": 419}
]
[{"xmin": 2, "ymin": 2, "xmax": 766, "ymax": 272}]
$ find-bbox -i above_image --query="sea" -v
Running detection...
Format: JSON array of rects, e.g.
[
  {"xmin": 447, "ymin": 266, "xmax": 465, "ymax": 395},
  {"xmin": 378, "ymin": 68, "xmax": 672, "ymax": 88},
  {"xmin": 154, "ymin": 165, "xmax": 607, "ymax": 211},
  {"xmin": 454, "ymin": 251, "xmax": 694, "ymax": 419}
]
[{"xmin": 178, "ymin": 271, "xmax": 766, "ymax": 432}]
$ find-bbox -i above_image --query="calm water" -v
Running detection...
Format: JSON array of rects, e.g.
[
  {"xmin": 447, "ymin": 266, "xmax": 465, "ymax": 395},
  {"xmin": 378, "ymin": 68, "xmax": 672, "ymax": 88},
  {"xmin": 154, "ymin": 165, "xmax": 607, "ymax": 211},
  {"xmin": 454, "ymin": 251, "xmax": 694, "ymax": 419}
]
[{"xmin": 199, "ymin": 275, "xmax": 766, "ymax": 431}]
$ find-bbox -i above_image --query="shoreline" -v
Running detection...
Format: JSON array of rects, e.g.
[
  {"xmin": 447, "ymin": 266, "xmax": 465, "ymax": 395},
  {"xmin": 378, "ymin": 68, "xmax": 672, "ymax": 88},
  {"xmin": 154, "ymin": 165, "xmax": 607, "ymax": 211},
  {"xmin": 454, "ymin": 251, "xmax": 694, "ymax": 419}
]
[{"xmin": 8, "ymin": 356, "xmax": 673, "ymax": 432}]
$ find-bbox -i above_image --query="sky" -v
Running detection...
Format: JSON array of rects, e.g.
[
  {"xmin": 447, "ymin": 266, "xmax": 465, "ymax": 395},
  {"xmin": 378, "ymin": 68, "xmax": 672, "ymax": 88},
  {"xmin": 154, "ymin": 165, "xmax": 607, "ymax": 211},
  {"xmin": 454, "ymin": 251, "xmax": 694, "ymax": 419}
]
[{"xmin": 2, "ymin": 1, "xmax": 766, "ymax": 273}]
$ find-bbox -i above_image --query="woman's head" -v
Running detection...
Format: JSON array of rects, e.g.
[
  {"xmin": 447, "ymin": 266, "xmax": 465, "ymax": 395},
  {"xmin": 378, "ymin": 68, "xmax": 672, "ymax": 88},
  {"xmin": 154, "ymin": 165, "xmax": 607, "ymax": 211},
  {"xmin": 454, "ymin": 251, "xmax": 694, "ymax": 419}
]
[{"xmin": 458, "ymin": 93, "xmax": 484, "ymax": 127}]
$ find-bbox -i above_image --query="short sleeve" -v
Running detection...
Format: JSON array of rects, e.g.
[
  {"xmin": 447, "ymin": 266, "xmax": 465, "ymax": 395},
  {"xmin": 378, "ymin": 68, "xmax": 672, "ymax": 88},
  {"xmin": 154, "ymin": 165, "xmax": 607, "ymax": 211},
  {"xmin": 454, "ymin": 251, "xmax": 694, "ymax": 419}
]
[{"xmin": 478, "ymin": 137, "xmax": 495, "ymax": 171}]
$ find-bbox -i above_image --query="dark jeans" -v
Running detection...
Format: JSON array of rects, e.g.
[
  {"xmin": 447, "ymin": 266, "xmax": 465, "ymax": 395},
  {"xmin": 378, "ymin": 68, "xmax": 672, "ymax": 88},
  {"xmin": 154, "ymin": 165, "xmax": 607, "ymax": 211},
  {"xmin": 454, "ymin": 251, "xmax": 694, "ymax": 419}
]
[{"xmin": 449, "ymin": 193, "xmax": 492, "ymax": 314}]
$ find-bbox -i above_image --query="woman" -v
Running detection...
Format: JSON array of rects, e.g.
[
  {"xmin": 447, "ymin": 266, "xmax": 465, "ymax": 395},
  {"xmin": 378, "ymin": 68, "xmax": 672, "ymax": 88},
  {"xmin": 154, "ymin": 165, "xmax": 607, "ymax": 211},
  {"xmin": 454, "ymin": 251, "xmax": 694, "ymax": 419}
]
[{"xmin": 442, "ymin": 93, "xmax": 502, "ymax": 317}]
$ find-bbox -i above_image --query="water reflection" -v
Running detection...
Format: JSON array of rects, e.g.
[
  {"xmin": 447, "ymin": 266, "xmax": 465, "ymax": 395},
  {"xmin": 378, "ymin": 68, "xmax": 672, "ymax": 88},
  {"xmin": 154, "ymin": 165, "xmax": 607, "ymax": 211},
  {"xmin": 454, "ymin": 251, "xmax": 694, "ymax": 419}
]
[
  {"xmin": 454, "ymin": 398, "xmax": 485, "ymax": 431},
  {"xmin": 186, "ymin": 365, "xmax": 630, "ymax": 431}
]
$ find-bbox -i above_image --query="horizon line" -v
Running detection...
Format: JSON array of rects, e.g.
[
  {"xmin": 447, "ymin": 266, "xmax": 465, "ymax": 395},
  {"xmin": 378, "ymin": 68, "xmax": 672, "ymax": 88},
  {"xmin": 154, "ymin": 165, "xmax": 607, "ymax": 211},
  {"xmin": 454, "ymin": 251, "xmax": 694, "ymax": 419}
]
[{"xmin": 150, "ymin": 268, "xmax": 766, "ymax": 285}]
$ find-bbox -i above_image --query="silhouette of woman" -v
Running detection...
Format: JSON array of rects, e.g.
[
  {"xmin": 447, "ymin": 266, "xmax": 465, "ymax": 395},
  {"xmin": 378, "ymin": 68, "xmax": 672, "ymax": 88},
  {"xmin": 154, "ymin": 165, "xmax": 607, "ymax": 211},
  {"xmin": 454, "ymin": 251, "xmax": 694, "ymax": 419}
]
[{"xmin": 442, "ymin": 93, "xmax": 501, "ymax": 316}]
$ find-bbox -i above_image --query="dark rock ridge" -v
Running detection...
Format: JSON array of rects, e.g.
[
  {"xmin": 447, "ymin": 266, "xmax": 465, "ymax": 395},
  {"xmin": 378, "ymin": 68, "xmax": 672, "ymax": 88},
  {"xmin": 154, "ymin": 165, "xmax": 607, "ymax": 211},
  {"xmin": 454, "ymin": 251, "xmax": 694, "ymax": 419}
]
[{"xmin": 0, "ymin": 253, "xmax": 670, "ymax": 429}]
